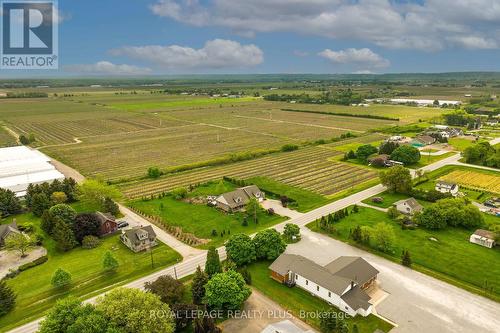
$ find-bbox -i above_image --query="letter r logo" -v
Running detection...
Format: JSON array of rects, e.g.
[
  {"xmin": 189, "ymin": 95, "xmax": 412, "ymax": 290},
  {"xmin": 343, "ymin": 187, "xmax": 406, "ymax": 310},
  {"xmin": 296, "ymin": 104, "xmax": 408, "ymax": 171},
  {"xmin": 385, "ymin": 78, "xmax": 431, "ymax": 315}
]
[{"xmin": 2, "ymin": 1, "xmax": 54, "ymax": 54}]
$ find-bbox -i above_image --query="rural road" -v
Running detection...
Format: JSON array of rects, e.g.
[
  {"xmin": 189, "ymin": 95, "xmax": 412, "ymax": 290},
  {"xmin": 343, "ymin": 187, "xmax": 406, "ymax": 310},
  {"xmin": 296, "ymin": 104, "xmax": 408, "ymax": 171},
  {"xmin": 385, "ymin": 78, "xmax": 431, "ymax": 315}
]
[{"xmin": 8, "ymin": 142, "xmax": 499, "ymax": 333}]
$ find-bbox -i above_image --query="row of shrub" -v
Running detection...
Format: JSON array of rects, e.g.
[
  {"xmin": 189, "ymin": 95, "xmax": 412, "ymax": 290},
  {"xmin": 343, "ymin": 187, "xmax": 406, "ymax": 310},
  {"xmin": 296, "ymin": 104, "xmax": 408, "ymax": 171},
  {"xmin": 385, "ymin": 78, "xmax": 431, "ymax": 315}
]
[{"xmin": 281, "ymin": 108, "xmax": 399, "ymax": 121}]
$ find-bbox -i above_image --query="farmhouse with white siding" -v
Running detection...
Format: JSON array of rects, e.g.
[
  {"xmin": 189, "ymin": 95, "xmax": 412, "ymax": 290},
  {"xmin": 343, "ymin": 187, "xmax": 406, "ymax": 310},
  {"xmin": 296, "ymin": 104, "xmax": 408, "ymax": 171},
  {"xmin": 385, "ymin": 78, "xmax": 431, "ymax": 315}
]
[{"xmin": 269, "ymin": 254, "xmax": 379, "ymax": 317}]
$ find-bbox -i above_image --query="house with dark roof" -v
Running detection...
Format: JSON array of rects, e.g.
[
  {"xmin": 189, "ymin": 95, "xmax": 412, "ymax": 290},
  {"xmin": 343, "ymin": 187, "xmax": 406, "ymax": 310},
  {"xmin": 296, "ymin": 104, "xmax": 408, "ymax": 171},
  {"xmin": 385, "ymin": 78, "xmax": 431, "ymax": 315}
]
[
  {"xmin": 394, "ymin": 198, "xmax": 423, "ymax": 215},
  {"xmin": 435, "ymin": 181, "xmax": 459, "ymax": 196},
  {"xmin": 470, "ymin": 229, "xmax": 496, "ymax": 248},
  {"xmin": 120, "ymin": 226, "xmax": 157, "ymax": 252},
  {"xmin": 95, "ymin": 212, "xmax": 118, "ymax": 236},
  {"xmin": 269, "ymin": 254, "xmax": 379, "ymax": 317},
  {"xmin": 215, "ymin": 185, "xmax": 264, "ymax": 212},
  {"xmin": 0, "ymin": 221, "xmax": 20, "ymax": 247}
]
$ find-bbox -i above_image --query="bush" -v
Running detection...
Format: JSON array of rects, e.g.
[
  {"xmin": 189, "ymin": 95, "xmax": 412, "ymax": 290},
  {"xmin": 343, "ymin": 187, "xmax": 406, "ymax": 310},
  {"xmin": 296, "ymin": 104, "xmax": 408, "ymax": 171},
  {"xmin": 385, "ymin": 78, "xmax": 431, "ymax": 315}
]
[
  {"xmin": 171, "ymin": 187, "xmax": 188, "ymax": 200},
  {"xmin": 390, "ymin": 145, "xmax": 421, "ymax": 165},
  {"xmin": 281, "ymin": 144, "xmax": 299, "ymax": 152},
  {"xmin": 17, "ymin": 223, "xmax": 34, "ymax": 233},
  {"xmin": 82, "ymin": 235, "xmax": 100, "ymax": 249},
  {"xmin": 18, "ymin": 255, "xmax": 48, "ymax": 271},
  {"xmin": 51, "ymin": 268, "xmax": 72, "ymax": 288}
]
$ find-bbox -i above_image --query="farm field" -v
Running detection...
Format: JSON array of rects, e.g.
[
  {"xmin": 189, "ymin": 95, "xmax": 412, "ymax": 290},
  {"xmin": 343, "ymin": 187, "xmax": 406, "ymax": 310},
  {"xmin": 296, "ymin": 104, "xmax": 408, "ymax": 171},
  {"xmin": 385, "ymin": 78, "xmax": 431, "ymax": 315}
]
[
  {"xmin": 439, "ymin": 170, "xmax": 500, "ymax": 194},
  {"xmin": 0, "ymin": 126, "xmax": 17, "ymax": 147},
  {"xmin": 308, "ymin": 206, "xmax": 500, "ymax": 302},
  {"xmin": 119, "ymin": 147, "xmax": 378, "ymax": 199},
  {"xmin": 0, "ymin": 213, "xmax": 182, "ymax": 332}
]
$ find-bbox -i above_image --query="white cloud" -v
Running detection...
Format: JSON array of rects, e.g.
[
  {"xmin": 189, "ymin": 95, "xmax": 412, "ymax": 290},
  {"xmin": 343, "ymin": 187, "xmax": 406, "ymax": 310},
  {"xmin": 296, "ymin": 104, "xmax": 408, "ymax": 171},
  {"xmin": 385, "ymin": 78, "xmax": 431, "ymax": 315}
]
[
  {"xmin": 109, "ymin": 39, "xmax": 263, "ymax": 69},
  {"xmin": 150, "ymin": 0, "xmax": 500, "ymax": 51},
  {"xmin": 65, "ymin": 61, "xmax": 152, "ymax": 75},
  {"xmin": 318, "ymin": 48, "xmax": 390, "ymax": 69}
]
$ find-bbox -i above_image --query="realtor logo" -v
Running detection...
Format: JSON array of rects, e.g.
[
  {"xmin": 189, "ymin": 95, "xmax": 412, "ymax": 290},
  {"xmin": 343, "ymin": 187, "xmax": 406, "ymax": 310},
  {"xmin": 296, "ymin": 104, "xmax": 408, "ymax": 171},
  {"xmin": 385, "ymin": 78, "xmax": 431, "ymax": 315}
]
[{"xmin": 1, "ymin": 0, "xmax": 58, "ymax": 69}]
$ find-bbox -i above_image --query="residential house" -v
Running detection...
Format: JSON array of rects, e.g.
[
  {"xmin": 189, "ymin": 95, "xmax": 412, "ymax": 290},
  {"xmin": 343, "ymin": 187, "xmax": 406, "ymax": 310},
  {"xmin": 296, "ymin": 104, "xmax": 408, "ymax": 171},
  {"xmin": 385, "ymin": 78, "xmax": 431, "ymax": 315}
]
[
  {"xmin": 269, "ymin": 254, "xmax": 379, "ymax": 317},
  {"xmin": 435, "ymin": 181, "xmax": 459, "ymax": 196},
  {"xmin": 215, "ymin": 185, "xmax": 264, "ymax": 212},
  {"xmin": 0, "ymin": 221, "xmax": 20, "ymax": 247},
  {"xmin": 261, "ymin": 320, "xmax": 314, "ymax": 333},
  {"xmin": 95, "ymin": 212, "xmax": 118, "ymax": 236},
  {"xmin": 469, "ymin": 229, "xmax": 496, "ymax": 249},
  {"xmin": 394, "ymin": 198, "xmax": 423, "ymax": 215},
  {"xmin": 120, "ymin": 226, "xmax": 157, "ymax": 252}
]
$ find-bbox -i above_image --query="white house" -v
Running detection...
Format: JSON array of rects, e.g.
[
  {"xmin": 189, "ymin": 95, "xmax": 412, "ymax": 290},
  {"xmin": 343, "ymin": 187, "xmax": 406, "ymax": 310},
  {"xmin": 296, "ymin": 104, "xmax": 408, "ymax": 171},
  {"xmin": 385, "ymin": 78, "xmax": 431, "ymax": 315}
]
[
  {"xmin": 435, "ymin": 181, "xmax": 459, "ymax": 196},
  {"xmin": 269, "ymin": 254, "xmax": 378, "ymax": 317},
  {"xmin": 394, "ymin": 198, "xmax": 423, "ymax": 215},
  {"xmin": 470, "ymin": 229, "xmax": 496, "ymax": 249}
]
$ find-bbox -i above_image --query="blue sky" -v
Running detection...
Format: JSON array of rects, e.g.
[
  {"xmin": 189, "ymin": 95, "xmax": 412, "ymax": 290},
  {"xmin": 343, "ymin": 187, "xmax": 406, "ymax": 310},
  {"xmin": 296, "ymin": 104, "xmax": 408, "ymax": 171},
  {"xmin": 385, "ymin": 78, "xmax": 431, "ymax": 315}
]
[{"xmin": 4, "ymin": 0, "xmax": 500, "ymax": 76}]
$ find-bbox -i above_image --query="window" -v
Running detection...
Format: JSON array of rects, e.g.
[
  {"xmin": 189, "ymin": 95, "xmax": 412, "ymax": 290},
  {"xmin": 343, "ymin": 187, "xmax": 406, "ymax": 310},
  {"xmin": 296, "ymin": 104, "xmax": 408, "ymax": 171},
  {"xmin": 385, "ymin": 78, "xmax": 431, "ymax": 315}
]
[
  {"xmin": 328, "ymin": 292, "xmax": 331, "ymax": 297},
  {"xmin": 295, "ymin": 274, "xmax": 298, "ymax": 280},
  {"xmin": 316, "ymin": 286, "xmax": 319, "ymax": 291},
  {"xmin": 306, "ymin": 280, "xmax": 308, "ymax": 285}
]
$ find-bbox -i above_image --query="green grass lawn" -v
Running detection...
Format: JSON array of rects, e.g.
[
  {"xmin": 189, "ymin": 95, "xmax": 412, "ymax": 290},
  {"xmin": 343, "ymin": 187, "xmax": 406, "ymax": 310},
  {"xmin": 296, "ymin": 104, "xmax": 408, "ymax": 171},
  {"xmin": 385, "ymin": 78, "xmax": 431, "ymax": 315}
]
[
  {"xmin": 448, "ymin": 137, "xmax": 487, "ymax": 151},
  {"xmin": 245, "ymin": 176, "xmax": 331, "ymax": 212},
  {"xmin": 328, "ymin": 140, "xmax": 384, "ymax": 153},
  {"xmin": 362, "ymin": 192, "xmax": 410, "ymax": 208},
  {"xmin": 411, "ymin": 151, "xmax": 456, "ymax": 168},
  {"xmin": 307, "ymin": 206, "xmax": 500, "ymax": 302},
  {"xmin": 247, "ymin": 261, "xmax": 393, "ymax": 333},
  {"xmin": 128, "ymin": 195, "xmax": 286, "ymax": 249},
  {"xmin": 0, "ymin": 213, "xmax": 181, "ymax": 332}
]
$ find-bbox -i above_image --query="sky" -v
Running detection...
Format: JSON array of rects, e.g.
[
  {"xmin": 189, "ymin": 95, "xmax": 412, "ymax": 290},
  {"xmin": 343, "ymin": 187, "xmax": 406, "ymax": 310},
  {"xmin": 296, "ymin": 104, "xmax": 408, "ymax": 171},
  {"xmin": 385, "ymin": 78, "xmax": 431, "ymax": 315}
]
[{"xmin": 3, "ymin": 0, "xmax": 500, "ymax": 76}]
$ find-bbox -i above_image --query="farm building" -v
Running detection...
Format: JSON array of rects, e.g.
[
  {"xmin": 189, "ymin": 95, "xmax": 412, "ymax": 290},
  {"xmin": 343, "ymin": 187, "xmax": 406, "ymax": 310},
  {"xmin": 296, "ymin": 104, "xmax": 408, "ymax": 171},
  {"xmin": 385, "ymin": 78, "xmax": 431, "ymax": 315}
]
[
  {"xmin": 388, "ymin": 98, "xmax": 461, "ymax": 106},
  {"xmin": 215, "ymin": 185, "xmax": 264, "ymax": 212},
  {"xmin": 269, "ymin": 254, "xmax": 378, "ymax": 317},
  {"xmin": 394, "ymin": 198, "xmax": 423, "ymax": 215},
  {"xmin": 0, "ymin": 146, "xmax": 65, "ymax": 197},
  {"xmin": 435, "ymin": 181, "xmax": 459, "ymax": 196},
  {"xmin": 95, "ymin": 212, "xmax": 118, "ymax": 236},
  {"xmin": 469, "ymin": 229, "xmax": 496, "ymax": 249}
]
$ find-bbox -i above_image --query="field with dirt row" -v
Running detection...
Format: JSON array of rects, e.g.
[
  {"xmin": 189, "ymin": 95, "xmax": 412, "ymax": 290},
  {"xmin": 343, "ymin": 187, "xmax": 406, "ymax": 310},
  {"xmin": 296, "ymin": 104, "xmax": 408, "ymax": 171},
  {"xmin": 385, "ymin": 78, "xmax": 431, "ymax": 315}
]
[{"xmin": 119, "ymin": 147, "xmax": 377, "ymax": 199}]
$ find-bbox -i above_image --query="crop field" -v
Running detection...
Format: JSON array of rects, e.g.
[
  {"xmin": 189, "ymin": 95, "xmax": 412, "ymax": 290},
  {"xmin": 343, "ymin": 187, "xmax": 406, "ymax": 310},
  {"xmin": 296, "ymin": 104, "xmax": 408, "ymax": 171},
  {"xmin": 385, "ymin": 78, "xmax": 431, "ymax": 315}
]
[
  {"xmin": 0, "ymin": 126, "xmax": 17, "ymax": 147},
  {"xmin": 439, "ymin": 170, "xmax": 500, "ymax": 194},
  {"xmin": 270, "ymin": 103, "xmax": 448, "ymax": 124},
  {"xmin": 119, "ymin": 147, "xmax": 378, "ymax": 199}
]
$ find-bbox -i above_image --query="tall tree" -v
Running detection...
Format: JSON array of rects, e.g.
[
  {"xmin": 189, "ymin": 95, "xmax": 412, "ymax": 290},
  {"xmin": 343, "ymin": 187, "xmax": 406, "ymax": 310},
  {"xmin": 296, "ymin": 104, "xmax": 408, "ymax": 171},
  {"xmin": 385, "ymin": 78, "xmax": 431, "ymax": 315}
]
[
  {"xmin": 4, "ymin": 233, "xmax": 33, "ymax": 257},
  {"xmin": 390, "ymin": 145, "xmax": 421, "ymax": 165},
  {"xmin": 204, "ymin": 270, "xmax": 251, "ymax": 311},
  {"xmin": 192, "ymin": 266, "xmax": 209, "ymax": 305},
  {"xmin": 0, "ymin": 280, "xmax": 16, "ymax": 316},
  {"xmin": 78, "ymin": 179, "xmax": 122, "ymax": 211},
  {"xmin": 402, "ymin": 250, "xmax": 412, "ymax": 268},
  {"xmin": 379, "ymin": 165, "xmax": 412, "ymax": 194},
  {"xmin": 205, "ymin": 247, "xmax": 222, "ymax": 277},
  {"xmin": 52, "ymin": 217, "xmax": 77, "ymax": 252},
  {"xmin": 252, "ymin": 229, "xmax": 286, "ymax": 260},
  {"xmin": 73, "ymin": 213, "xmax": 101, "ymax": 243},
  {"xmin": 31, "ymin": 192, "xmax": 51, "ymax": 217},
  {"xmin": 144, "ymin": 275, "xmax": 184, "ymax": 305},
  {"xmin": 102, "ymin": 251, "xmax": 119, "ymax": 272},
  {"xmin": 96, "ymin": 288, "xmax": 175, "ymax": 333},
  {"xmin": 0, "ymin": 188, "xmax": 22, "ymax": 217},
  {"xmin": 225, "ymin": 234, "xmax": 256, "ymax": 267}
]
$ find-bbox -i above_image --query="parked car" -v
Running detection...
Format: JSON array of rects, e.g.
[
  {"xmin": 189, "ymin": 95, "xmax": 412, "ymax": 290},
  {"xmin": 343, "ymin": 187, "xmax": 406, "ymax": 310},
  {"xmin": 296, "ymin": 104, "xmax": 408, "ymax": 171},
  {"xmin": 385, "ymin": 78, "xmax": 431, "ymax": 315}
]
[{"xmin": 117, "ymin": 221, "xmax": 129, "ymax": 229}]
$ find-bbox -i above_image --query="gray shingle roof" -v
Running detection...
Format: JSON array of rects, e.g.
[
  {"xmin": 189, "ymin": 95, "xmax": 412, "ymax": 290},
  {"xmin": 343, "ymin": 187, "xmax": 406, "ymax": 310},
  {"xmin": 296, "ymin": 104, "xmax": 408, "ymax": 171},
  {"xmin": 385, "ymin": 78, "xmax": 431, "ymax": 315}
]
[
  {"xmin": 269, "ymin": 254, "xmax": 378, "ymax": 305},
  {"xmin": 0, "ymin": 221, "xmax": 19, "ymax": 241},
  {"xmin": 123, "ymin": 225, "xmax": 156, "ymax": 246},
  {"xmin": 216, "ymin": 185, "xmax": 263, "ymax": 209}
]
